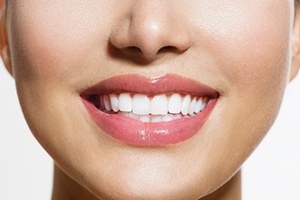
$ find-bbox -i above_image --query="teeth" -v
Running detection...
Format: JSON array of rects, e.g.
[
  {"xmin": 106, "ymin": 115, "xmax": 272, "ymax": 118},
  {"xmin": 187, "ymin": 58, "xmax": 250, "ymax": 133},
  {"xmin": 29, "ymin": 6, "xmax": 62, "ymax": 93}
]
[
  {"xmin": 168, "ymin": 93, "xmax": 182, "ymax": 114},
  {"xmin": 103, "ymin": 96, "xmax": 111, "ymax": 111},
  {"xmin": 189, "ymin": 97, "xmax": 197, "ymax": 115},
  {"xmin": 118, "ymin": 111, "xmax": 127, "ymax": 116},
  {"xmin": 162, "ymin": 114, "xmax": 175, "ymax": 122},
  {"xmin": 132, "ymin": 94, "xmax": 151, "ymax": 115},
  {"xmin": 110, "ymin": 94, "xmax": 119, "ymax": 112},
  {"xmin": 150, "ymin": 94, "xmax": 168, "ymax": 115},
  {"xmin": 139, "ymin": 115, "xmax": 151, "ymax": 122},
  {"xmin": 119, "ymin": 93, "xmax": 132, "ymax": 112},
  {"xmin": 174, "ymin": 114, "xmax": 182, "ymax": 120},
  {"xmin": 128, "ymin": 112, "xmax": 139, "ymax": 120},
  {"xmin": 201, "ymin": 97, "xmax": 208, "ymax": 110},
  {"xmin": 98, "ymin": 93, "xmax": 209, "ymax": 122},
  {"xmin": 117, "ymin": 112, "xmax": 188, "ymax": 123},
  {"xmin": 181, "ymin": 95, "xmax": 191, "ymax": 115},
  {"xmin": 151, "ymin": 115, "xmax": 163, "ymax": 123}
]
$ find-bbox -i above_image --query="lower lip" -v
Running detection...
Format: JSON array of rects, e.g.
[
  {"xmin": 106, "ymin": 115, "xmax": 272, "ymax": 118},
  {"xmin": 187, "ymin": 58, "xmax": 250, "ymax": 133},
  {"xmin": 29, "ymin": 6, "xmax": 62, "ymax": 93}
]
[{"xmin": 82, "ymin": 98, "xmax": 217, "ymax": 146}]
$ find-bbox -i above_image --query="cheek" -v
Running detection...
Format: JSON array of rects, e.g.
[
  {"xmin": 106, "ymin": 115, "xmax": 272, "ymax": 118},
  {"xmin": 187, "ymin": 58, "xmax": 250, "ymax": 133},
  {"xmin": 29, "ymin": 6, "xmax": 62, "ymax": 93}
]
[
  {"xmin": 222, "ymin": 3, "xmax": 292, "ymax": 130},
  {"xmin": 186, "ymin": 1, "xmax": 293, "ymax": 117},
  {"xmin": 221, "ymin": 2, "xmax": 292, "ymax": 143},
  {"xmin": 211, "ymin": 2, "xmax": 292, "ymax": 89},
  {"xmin": 8, "ymin": 1, "xmax": 114, "ymax": 84},
  {"xmin": 183, "ymin": 0, "xmax": 293, "ymax": 185}
]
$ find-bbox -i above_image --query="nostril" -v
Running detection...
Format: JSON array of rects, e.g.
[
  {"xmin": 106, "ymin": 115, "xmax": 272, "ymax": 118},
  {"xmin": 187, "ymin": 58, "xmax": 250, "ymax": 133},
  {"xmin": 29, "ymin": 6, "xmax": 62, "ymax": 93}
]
[
  {"xmin": 125, "ymin": 45, "xmax": 178, "ymax": 58},
  {"xmin": 126, "ymin": 46, "xmax": 143, "ymax": 55},
  {"xmin": 157, "ymin": 46, "xmax": 178, "ymax": 54}
]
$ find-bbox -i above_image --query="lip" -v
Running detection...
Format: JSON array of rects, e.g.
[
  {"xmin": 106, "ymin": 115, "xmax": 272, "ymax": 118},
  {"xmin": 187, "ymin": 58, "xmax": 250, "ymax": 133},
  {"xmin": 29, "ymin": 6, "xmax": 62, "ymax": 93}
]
[{"xmin": 81, "ymin": 74, "xmax": 218, "ymax": 146}]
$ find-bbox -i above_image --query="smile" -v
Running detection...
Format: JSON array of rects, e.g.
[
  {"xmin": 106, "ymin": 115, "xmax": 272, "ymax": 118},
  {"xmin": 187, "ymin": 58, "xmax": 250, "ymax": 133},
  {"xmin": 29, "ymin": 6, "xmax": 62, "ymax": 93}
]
[
  {"xmin": 93, "ymin": 93, "xmax": 209, "ymax": 122},
  {"xmin": 82, "ymin": 74, "xmax": 218, "ymax": 146}
]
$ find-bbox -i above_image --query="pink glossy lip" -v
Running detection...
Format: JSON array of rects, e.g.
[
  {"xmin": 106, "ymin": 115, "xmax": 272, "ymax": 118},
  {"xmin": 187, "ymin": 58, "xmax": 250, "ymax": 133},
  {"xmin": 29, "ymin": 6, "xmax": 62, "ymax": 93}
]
[{"xmin": 81, "ymin": 74, "xmax": 218, "ymax": 146}]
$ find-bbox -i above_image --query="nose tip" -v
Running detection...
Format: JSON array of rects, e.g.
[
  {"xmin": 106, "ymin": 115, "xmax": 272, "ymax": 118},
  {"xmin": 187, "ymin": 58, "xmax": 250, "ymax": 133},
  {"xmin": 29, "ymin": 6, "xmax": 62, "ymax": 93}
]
[{"xmin": 109, "ymin": 3, "xmax": 193, "ymax": 62}]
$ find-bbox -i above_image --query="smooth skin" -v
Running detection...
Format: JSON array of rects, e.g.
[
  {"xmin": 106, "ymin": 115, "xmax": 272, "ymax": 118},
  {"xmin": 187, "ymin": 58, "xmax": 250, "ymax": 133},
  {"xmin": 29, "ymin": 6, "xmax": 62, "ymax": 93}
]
[{"xmin": 1, "ymin": 1, "xmax": 300, "ymax": 200}]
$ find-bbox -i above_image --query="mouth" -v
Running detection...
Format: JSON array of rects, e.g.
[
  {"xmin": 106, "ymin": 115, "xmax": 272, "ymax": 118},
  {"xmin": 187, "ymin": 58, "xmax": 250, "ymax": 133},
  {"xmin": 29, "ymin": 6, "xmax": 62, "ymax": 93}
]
[{"xmin": 81, "ymin": 74, "xmax": 219, "ymax": 146}]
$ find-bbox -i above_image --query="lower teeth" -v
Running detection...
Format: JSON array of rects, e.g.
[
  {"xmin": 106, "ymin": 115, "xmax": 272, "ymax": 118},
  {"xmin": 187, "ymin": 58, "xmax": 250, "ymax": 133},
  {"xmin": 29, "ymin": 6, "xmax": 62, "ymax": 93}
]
[{"xmin": 104, "ymin": 111, "xmax": 195, "ymax": 122}]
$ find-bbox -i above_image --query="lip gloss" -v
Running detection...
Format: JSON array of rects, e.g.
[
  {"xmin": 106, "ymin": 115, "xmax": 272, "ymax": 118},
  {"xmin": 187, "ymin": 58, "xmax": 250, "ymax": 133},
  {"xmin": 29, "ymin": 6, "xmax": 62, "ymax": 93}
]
[{"xmin": 81, "ymin": 74, "xmax": 218, "ymax": 146}]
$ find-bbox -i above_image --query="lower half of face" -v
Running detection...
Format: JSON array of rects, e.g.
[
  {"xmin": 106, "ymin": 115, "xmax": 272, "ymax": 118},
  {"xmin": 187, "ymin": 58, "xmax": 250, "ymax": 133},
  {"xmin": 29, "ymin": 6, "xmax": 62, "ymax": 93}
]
[{"xmin": 7, "ymin": 0, "xmax": 294, "ymax": 199}]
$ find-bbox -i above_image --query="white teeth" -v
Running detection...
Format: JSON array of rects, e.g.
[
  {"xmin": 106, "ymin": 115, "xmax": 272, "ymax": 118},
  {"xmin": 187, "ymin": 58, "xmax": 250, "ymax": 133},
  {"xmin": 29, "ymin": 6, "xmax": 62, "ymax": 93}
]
[
  {"xmin": 200, "ymin": 97, "xmax": 208, "ymax": 111},
  {"xmin": 119, "ymin": 93, "xmax": 132, "ymax": 112},
  {"xmin": 151, "ymin": 115, "xmax": 163, "ymax": 123},
  {"xmin": 174, "ymin": 114, "xmax": 182, "ymax": 120},
  {"xmin": 99, "ymin": 93, "xmax": 210, "ymax": 122},
  {"xmin": 181, "ymin": 95, "xmax": 191, "ymax": 115},
  {"xmin": 128, "ymin": 112, "xmax": 139, "ymax": 120},
  {"xmin": 139, "ymin": 115, "xmax": 151, "ymax": 122},
  {"xmin": 195, "ymin": 98, "xmax": 202, "ymax": 113},
  {"xmin": 168, "ymin": 93, "xmax": 182, "ymax": 114},
  {"xmin": 118, "ymin": 112, "xmax": 182, "ymax": 123},
  {"xmin": 189, "ymin": 97, "xmax": 197, "ymax": 115},
  {"xmin": 132, "ymin": 94, "xmax": 151, "ymax": 115},
  {"xmin": 162, "ymin": 114, "xmax": 175, "ymax": 122},
  {"xmin": 110, "ymin": 94, "xmax": 119, "ymax": 112},
  {"xmin": 103, "ymin": 96, "xmax": 111, "ymax": 111},
  {"xmin": 150, "ymin": 94, "xmax": 168, "ymax": 115}
]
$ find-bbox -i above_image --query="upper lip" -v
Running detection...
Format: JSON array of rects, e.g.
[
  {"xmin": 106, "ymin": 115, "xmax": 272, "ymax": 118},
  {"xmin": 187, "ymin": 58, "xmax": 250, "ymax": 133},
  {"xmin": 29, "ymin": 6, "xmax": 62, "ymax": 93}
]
[{"xmin": 81, "ymin": 74, "xmax": 219, "ymax": 98}]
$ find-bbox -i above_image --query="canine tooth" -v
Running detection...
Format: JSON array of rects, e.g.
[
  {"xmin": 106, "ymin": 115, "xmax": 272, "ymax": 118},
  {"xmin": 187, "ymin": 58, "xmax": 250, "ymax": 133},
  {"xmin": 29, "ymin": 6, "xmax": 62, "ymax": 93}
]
[
  {"xmin": 181, "ymin": 95, "xmax": 191, "ymax": 115},
  {"xmin": 168, "ymin": 93, "xmax": 182, "ymax": 114},
  {"xmin": 103, "ymin": 95, "xmax": 111, "ymax": 111},
  {"xmin": 150, "ymin": 94, "xmax": 168, "ymax": 115},
  {"xmin": 189, "ymin": 97, "xmax": 197, "ymax": 115},
  {"xmin": 119, "ymin": 93, "xmax": 132, "ymax": 112},
  {"xmin": 195, "ymin": 98, "xmax": 203, "ymax": 113},
  {"xmin": 139, "ymin": 115, "xmax": 151, "ymax": 122},
  {"xmin": 132, "ymin": 94, "xmax": 151, "ymax": 115},
  {"xmin": 110, "ymin": 94, "xmax": 119, "ymax": 112}
]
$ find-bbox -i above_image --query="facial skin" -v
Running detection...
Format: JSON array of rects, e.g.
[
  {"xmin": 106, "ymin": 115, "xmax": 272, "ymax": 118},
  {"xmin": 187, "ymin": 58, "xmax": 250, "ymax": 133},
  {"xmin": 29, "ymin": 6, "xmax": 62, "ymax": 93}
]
[{"xmin": 1, "ymin": 0, "xmax": 300, "ymax": 200}]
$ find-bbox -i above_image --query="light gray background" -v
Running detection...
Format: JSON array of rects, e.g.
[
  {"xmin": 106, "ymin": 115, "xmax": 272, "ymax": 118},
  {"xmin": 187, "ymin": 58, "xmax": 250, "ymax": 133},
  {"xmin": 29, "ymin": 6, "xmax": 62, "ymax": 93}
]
[{"xmin": 0, "ymin": 61, "xmax": 299, "ymax": 200}]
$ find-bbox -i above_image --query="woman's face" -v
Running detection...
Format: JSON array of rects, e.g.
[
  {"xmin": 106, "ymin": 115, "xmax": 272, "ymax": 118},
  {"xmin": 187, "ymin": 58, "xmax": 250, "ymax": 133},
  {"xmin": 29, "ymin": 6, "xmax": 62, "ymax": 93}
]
[{"xmin": 2, "ymin": 0, "xmax": 298, "ymax": 199}]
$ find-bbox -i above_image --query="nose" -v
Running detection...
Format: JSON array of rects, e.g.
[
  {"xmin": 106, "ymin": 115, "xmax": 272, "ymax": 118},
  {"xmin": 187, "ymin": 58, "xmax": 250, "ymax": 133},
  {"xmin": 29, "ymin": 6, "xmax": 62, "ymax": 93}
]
[{"xmin": 109, "ymin": 1, "xmax": 193, "ymax": 62}]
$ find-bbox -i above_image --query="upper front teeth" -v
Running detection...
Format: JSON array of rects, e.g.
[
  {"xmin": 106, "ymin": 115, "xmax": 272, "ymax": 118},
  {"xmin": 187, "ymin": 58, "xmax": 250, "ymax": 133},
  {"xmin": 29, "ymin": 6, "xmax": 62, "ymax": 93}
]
[
  {"xmin": 132, "ymin": 94, "xmax": 151, "ymax": 114},
  {"xmin": 100, "ymin": 93, "xmax": 208, "ymax": 116},
  {"xmin": 151, "ymin": 94, "xmax": 168, "ymax": 115}
]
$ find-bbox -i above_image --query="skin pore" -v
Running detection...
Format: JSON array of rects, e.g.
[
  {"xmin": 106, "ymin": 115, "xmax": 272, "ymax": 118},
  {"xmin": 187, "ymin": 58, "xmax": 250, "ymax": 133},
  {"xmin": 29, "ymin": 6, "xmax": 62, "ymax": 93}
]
[{"xmin": 1, "ymin": 1, "xmax": 300, "ymax": 200}]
